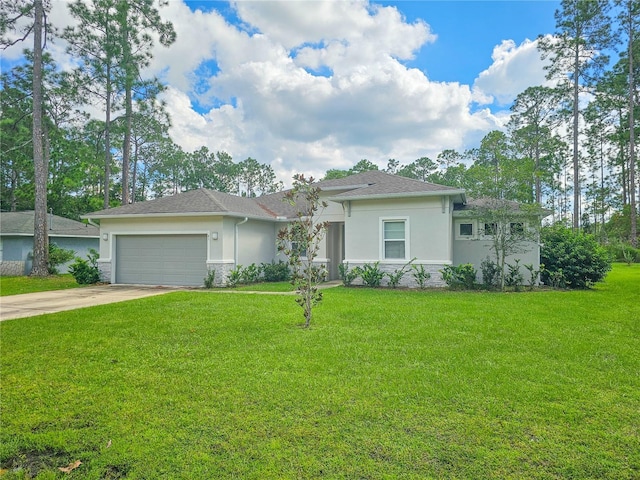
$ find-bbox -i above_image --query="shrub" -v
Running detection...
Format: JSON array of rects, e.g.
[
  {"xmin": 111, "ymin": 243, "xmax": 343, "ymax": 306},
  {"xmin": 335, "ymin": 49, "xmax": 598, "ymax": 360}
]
[
  {"xmin": 441, "ymin": 264, "xmax": 477, "ymax": 289},
  {"xmin": 69, "ymin": 249, "xmax": 101, "ymax": 285},
  {"xmin": 411, "ymin": 264, "xmax": 431, "ymax": 289},
  {"xmin": 240, "ymin": 263, "xmax": 261, "ymax": 284},
  {"xmin": 338, "ymin": 262, "xmax": 359, "ymax": 286},
  {"xmin": 505, "ymin": 259, "xmax": 524, "ymax": 291},
  {"xmin": 606, "ymin": 243, "xmax": 639, "ymax": 265},
  {"xmin": 261, "ymin": 261, "xmax": 290, "ymax": 282},
  {"xmin": 541, "ymin": 226, "xmax": 611, "ymax": 288},
  {"xmin": 386, "ymin": 259, "xmax": 414, "ymax": 288},
  {"xmin": 480, "ymin": 257, "xmax": 499, "ymax": 289},
  {"xmin": 524, "ymin": 263, "xmax": 543, "ymax": 290},
  {"xmin": 227, "ymin": 266, "xmax": 243, "ymax": 287},
  {"xmin": 48, "ymin": 243, "xmax": 76, "ymax": 275},
  {"xmin": 359, "ymin": 262, "xmax": 385, "ymax": 287},
  {"xmin": 203, "ymin": 270, "xmax": 216, "ymax": 289}
]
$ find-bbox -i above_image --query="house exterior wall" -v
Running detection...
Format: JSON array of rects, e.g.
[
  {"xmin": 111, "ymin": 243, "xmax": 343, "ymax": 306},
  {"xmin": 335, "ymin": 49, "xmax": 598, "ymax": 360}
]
[
  {"xmin": 0, "ymin": 235, "xmax": 98, "ymax": 275},
  {"xmin": 341, "ymin": 196, "xmax": 453, "ymax": 287},
  {"xmin": 452, "ymin": 217, "xmax": 542, "ymax": 284},
  {"xmin": 236, "ymin": 219, "xmax": 278, "ymax": 267}
]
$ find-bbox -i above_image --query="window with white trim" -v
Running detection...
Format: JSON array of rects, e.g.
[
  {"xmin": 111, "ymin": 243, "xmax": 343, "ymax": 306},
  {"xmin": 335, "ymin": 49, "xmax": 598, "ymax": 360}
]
[{"xmin": 383, "ymin": 220, "xmax": 406, "ymax": 259}]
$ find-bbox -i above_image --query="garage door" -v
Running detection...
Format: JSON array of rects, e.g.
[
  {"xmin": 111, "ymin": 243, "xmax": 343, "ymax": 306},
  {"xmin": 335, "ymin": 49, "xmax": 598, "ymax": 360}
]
[{"xmin": 115, "ymin": 234, "xmax": 207, "ymax": 286}]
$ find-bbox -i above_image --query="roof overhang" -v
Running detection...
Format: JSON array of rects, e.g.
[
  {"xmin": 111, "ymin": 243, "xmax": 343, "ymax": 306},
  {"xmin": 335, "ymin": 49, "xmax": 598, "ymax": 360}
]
[
  {"xmin": 82, "ymin": 211, "xmax": 279, "ymax": 222},
  {"xmin": 327, "ymin": 189, "xmax": 466, "ymax": 203}
]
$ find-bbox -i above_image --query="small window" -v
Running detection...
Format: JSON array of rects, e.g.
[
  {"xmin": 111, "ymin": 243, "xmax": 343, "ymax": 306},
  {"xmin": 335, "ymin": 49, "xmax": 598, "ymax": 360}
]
[
  {"xmin": 383, "ymin": 220, "xmax": 406, "ymax": 259},
  {"xmin": 484, "ymin": 223, "xmax": 497, "ymax": 236},
  {"xmin": 510, "ymin": 222, "xmax": 524, "ymax": 235},
  {"xmin": 459, "ymin": 223, "xmax": 473, "ymax": 236}
]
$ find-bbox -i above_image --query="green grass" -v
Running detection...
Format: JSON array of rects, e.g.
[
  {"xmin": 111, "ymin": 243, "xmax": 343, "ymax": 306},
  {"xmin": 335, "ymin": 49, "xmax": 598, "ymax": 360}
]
[
  {"xmin": 0, "ymin": 274, "xmax": 82, "ymax": 296},
  {"xmin": 225, "ymin": 281, "xmax": 295, "ymax": 292},
  {"xmin": 1, "ymin": 265, "xmax": 638, "ymax": 479}
]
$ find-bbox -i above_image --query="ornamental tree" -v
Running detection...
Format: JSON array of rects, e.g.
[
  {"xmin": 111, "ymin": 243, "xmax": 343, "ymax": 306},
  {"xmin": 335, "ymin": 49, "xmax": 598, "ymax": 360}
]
[{"xmin": 276, "ymin": 174, "xmax": 329, "ymax": 328}]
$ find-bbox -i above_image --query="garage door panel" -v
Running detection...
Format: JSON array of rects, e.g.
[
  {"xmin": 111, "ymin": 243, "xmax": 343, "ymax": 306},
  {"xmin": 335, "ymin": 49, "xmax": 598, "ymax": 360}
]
[{"xmin": 116, "ymin": 234, "xmax": 207, "ymax": 286}]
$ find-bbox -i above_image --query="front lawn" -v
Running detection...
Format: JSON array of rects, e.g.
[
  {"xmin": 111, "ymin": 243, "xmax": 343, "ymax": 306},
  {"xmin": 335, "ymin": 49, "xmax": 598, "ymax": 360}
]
[
  {"xmin": 1, "ymin": 265, "xmax": 638, "ymax": 479},
  {"xmin": 0, "ymin": 274, "xmax": 81, "ymax": 297}
]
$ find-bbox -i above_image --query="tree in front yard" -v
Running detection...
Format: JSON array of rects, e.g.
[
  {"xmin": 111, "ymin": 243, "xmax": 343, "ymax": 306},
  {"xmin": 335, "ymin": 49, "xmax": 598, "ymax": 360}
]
[
  {"xmin": 472, "ymin": 199, "xmax": 544, "ymax": 291},
  {"xmin": 277, "ymin": 174, "xmax": 329, "ymax": 328}
]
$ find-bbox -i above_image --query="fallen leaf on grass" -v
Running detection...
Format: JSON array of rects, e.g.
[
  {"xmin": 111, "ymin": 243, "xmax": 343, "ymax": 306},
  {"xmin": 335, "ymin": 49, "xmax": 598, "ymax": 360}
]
[
  {"xmin": 59, "ymin": 460, "xmax": 82, "ymax": 473},
  {"xmin": 106, "ymin": 439, "xmax": 112, "ymax": 449}
]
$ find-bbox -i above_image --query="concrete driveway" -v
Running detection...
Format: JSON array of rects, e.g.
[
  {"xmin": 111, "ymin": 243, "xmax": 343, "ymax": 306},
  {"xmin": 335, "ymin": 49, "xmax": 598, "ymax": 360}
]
[{"xmin": 0, "ymin": 285, "xmax": 179, "ymax": 322}]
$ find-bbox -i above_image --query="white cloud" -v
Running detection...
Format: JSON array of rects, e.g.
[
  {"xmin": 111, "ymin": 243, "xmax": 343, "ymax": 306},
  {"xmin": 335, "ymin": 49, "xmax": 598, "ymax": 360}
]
[
  {"xmin": 3, "ymin": 0, "xmax": 547, "ymax": 181},
  {"xmin": 473, "ymin": 38, "xmax": 551, "ymax": 106},
  {"xmin": 153, "ymin": 0, "xmax": 500, "ymax": 177}
]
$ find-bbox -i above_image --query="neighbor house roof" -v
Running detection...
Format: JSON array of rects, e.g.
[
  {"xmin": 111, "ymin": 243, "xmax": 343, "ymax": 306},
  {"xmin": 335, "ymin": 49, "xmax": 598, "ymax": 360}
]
[
  {"xmin": 0, "ymin": 211, "xmax": 99, "ymax": 237},
  {"xmin": 84, "ymin": 171, "xmax": 467, "ymax": 220}
]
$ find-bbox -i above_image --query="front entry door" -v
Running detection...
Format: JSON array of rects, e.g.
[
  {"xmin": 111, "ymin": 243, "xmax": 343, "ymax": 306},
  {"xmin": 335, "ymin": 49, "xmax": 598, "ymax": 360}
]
[{"xmin": 327, "ymin": 222, "xmax": 345, "ymax": 280}]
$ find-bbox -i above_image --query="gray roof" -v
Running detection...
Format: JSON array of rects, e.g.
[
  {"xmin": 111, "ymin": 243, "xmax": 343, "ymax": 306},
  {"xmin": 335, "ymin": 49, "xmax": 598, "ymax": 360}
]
[
  {"xmin": 319, "ymin": 170, "xmax": 464, "ymax": 200},
  {"xmin": 84, "ymin": 171, "xmax": 466, "ymax": 220},
  {"xmin": 86, "ymin": 188, "xmax": 274, "ymax": 219},
  {"xmin": 0, "ymin": 211, "xmax": 99, "ymax": 237},
  {"xmin": 454, "ymin": 198, "xmax": 552, "ymax": 217}
]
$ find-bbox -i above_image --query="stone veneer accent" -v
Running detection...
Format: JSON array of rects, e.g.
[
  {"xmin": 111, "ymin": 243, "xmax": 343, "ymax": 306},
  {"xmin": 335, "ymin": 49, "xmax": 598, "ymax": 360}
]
[
  {"xmin": 97, "ymin": 260, "xmax": 112, "ymax": 284},
  {"xmin": 207, "ymin": 263, "xmax": 236, "ymax": 287},
  {"xmin": 346, "ymin": 262, "xmax": 447, "ymax": 288},
  {"xmin": 0, "ymin": 261, "xmax": 26, "ymax": 276}
]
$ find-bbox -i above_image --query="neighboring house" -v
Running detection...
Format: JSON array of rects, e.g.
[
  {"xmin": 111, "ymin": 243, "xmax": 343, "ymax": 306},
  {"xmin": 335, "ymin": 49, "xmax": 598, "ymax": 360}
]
[
  {"xmin": 0, "ymin": 211, "xmax": 100, "ymax": 276},
  {"xmin": 84, "ymin": 171, "xmax": 546, "ymax": 287}
]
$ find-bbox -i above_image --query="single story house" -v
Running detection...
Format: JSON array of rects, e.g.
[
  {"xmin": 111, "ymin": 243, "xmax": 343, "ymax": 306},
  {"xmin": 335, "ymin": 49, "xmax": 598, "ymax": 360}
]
[
  {"xmin": 0, "ymin": 211, "xmax": 100, "ymax": 275},
  {"xmin": 84, "ymin": 171, "xmax": 545, "ymax": 287}
]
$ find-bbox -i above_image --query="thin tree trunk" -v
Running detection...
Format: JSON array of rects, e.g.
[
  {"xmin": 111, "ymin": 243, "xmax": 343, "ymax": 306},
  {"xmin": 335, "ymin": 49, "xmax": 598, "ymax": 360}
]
[
  {"xmin": 104, "ymin": 66, "xmax": 112, "ymax": 210},
  {"xmin": 628, "ymin": 2, "xmax": 637, "ymax": 247},
  {"xmin": 31, "ymin": 0, "xmax": 48, "ymax": 276},
  {"xmin": 573, "ymin": 45, "xmax": 581, "ymax": 230}
]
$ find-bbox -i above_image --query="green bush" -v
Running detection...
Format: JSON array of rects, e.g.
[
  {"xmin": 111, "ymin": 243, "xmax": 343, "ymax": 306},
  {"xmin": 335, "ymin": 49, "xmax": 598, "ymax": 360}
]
[
  {"xmin": 606, "ymin": 243, "xmax": 639, "ymax": 265},
  {"xmin": 261, "ymin": 261, "xmax": 290, "ymax": 282},
  {"xmin": 240, "ymin": 263, "xmax": 261, "ymax": 284},
  {"xmin": 203, "ymin": 270, "xmax": 216, "ymax": 288},
  {"xmin": 358, "ymin": 262, "xmax": 385, "ymax": 287},
  {"xmin": 68, "ymin": 249, "xmax": 101, "ymax": 285},
  {"xmin": 226, "ymin": 266, "xmax": 243, "ymax": 287},
  {"xmin": 541, "ymin": 226, "xmax": 611, "ymax": 289},
  {"xmin": 48, "ymin": 243, "xmax": 76, "ymax": 274},
  {"xmin": 480, "ymin": 257, "xmax": 499, "ymax": 289},
  {"xmin": 411, "ymin": 264, "xmax": 431, "ymax": 289},
  {"xmin": 441, "ymin": 264, "xmax": 477, "ymax": 289},
  {"xmin": 338, "ymin": 262, "xmax": 359, "ymax": 286},
  {"xmin": 505, "ymin": 259, "xmax": 524, "ymax": 291}
]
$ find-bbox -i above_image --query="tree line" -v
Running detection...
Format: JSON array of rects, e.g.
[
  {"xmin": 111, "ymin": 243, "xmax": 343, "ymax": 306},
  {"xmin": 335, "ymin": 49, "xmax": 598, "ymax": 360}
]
[{"xmin": 0, "ymin": 0, "xmax": 638, "ymax": 276}]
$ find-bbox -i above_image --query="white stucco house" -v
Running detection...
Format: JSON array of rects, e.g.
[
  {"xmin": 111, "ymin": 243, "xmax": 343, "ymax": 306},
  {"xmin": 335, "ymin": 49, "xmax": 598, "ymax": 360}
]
[{"xmin": 83, "ymin": 171, "xmax": 545, "ymax": 287}]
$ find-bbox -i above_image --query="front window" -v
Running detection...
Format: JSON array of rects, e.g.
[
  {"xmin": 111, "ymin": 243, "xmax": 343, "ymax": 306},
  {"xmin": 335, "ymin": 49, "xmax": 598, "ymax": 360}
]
[
  {"xmin": 383, "ymin": 221, "xmax": 406, "ymax": 259},
  {"xmin": 459, "ymin": 223, "xmax": 473, "ymax": 236},
  {"xmin": 510, "ymin": 222, "xmax": 524, "ymax": 235},
  {"xmin": 484, "ymin": 223, "xmax": 497, "ymax": 236}
]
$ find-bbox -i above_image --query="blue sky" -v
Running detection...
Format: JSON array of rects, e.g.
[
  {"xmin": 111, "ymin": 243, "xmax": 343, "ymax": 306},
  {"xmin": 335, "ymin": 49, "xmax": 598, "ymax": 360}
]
[{"xmin": 2, "ymin": 0, "xmax": 563, "ymax": 182}]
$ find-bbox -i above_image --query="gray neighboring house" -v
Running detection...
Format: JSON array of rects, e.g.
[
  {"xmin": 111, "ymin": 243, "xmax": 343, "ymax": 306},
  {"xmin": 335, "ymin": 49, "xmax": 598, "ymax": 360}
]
[
  {"xmin": 84, "ymin": 171, "xmax": 547, "ymax": 287},
  {"xmin": 0, "ymin": 211, "xmax": 100, "ymax": 276}
]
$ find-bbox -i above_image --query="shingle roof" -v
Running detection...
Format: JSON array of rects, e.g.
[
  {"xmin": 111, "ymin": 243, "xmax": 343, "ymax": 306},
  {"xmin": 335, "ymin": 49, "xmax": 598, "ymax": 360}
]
[
  {"xmin": 86, "ymin": 188, "xmax": 274, "ymax": 219},
  {"xmin": 0, "ymin": 211, "xmax": 99, "ymax": 237},
  {"xmin": 84, "ymin": 172, "xmax": 466, "ymax": 220},
  {"xmin": 319, "ymin": 170, "xmax": 464, "ymax": 199}
]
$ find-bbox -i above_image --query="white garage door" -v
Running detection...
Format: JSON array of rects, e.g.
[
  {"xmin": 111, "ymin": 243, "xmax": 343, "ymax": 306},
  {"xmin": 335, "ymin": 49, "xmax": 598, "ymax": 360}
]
[{"xmin": 115, "ymin": 234, "xmax": 207, "ymax": 286}]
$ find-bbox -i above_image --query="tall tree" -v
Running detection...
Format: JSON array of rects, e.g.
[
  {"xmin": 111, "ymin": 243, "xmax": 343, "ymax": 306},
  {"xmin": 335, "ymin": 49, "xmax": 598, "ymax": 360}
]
[
  {"xmin": 114, "ymin": 0, "xmax": 175, "ymax": 205},
  {"xmin": 539, "ymin": 0, "xmax": 613, "ymax": 229},
  {"xmin": 614, "ymin": 0, "xmax": 639, "ymax": 246},
  {"xmin": 0, "ymin": 0, "xmax": 51, "ymax": 276},
  {"xmin": 63, "ymin": 0, "xmax": 121, "ymax": 209}
]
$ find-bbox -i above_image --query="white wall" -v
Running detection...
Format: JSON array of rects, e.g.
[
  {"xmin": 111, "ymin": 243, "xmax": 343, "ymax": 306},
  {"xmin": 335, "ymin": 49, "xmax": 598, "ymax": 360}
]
[{"xmin": 343, "ymin": 197, "xmax": 453, "ymax": 264}]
